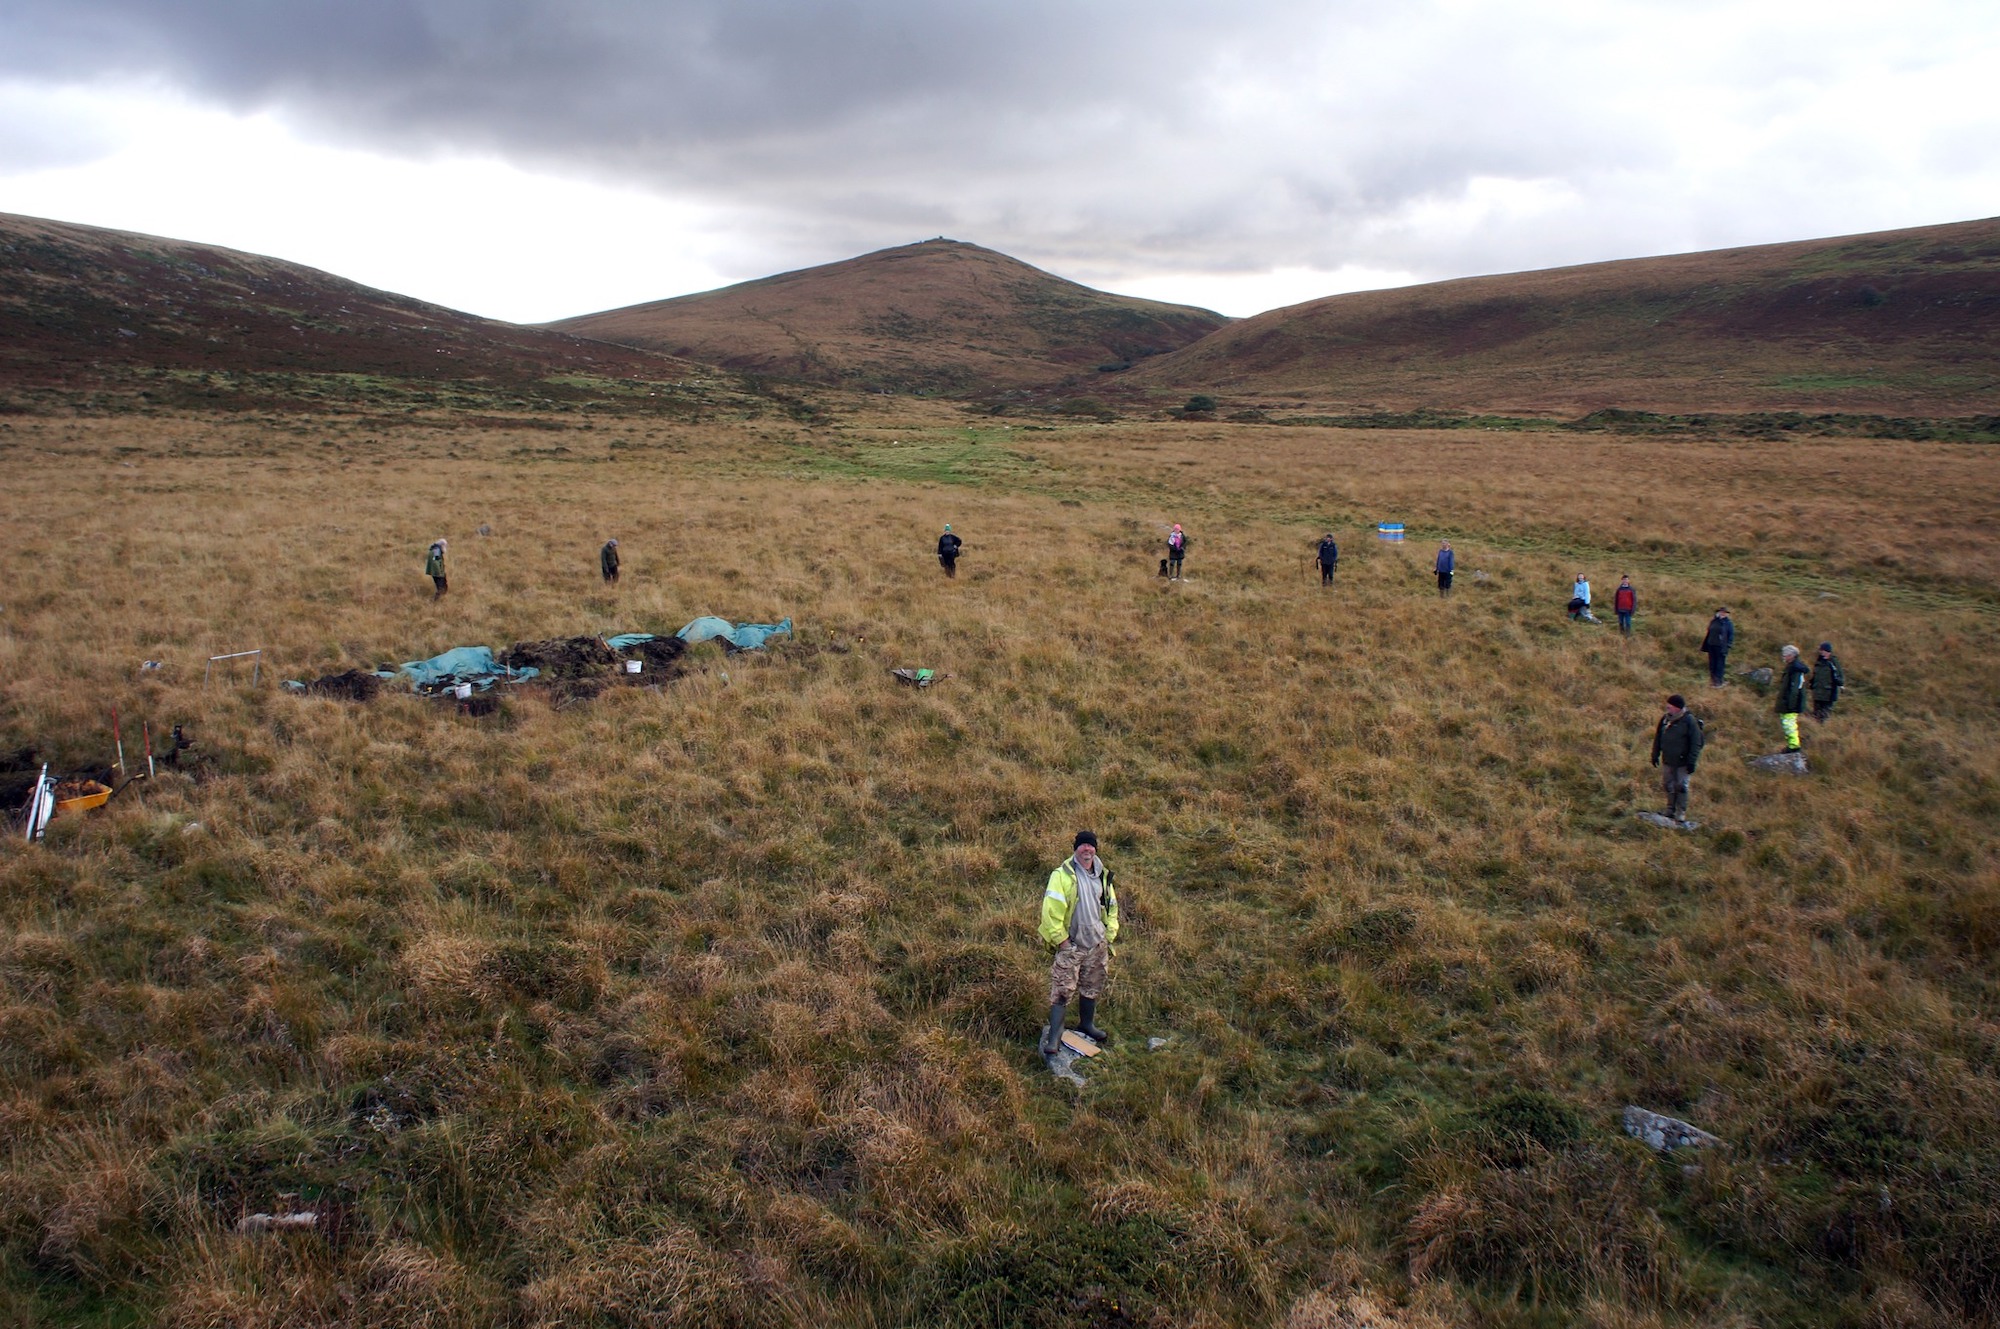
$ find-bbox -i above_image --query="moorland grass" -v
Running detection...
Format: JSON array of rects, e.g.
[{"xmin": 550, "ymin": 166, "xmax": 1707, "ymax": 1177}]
[{"xmin": 0, "ymin": 409, "xmax": 1997, "ymax": 1327}]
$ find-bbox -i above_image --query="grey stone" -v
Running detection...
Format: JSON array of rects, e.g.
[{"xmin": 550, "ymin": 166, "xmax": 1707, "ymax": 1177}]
[
  {"xmin": 1042, "ymin": 1029, "xmax": 1088, "ymax": 1086},
  {"xmin": 1817, "ymin": 591, "xmax": 1839, "ymax": 599},
  {"xmin": 1633, "ymin": 811, "xmax": 1700, "ymax": 831},
  {"xmin": 1744, "ymin": 667, "xmax": 1774, "ymax": 685},
  {"xmin": 1749, "ymin": 751, "xmax": 1809, "ymax": 774},
  {"xmin": 1147, "ymin": 1037, "xmax": 1168, "ymax": 1051},
  {"xmin": 1623, "ymin": 1105, "xmax": 1722, "ymax": 1152},
  {"xmin": 476, "ymin": 523, "xmax": 493, "ymax": 536}
]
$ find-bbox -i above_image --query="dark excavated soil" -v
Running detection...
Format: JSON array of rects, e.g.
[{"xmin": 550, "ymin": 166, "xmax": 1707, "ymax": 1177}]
[
  {"xmin": 304, "ymin": 669, "xmax": 382, "ymax": 702},
  {"xmin": 499, "ymin": 636, "xmax": 621, "ymax": 679}
]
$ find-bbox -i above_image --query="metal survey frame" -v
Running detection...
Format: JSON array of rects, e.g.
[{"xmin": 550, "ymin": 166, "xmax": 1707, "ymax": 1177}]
[{"xmin": 204, "ymin": 648, "xmax": 263, "ymax": 688}]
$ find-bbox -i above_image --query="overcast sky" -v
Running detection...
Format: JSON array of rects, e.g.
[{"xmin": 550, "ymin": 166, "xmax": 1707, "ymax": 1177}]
[{"xmin": 3, "ymin": 1, "xmax": 1996, "ymax": 322}]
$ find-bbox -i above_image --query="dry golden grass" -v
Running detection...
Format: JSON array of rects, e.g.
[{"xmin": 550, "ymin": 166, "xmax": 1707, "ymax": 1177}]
[{"xmin": 0, "ymin": 405, "xmax": 1996, "ymax": 1326}]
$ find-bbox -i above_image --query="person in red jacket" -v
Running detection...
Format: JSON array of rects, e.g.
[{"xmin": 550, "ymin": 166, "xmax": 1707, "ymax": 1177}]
[{"xmin": 1614, "ymin": 575, "xmax": 1637, "ymax": 636}]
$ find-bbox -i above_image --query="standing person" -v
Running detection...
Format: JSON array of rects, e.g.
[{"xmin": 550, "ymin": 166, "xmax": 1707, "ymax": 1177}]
[
  {"xmin": 1435, "ymin": 541, "xmax": 1455, "ymax": 596},
  {"xmin": 1038, "ymin": 831, "xmax": 1120, "ymax": 1056},
  {"xmin": 1167, "ymin": 525, "xmax": 1187, "ymax": 580},
  {"xmin": 937, "ymin": 524, "xmax": 963, "ymax": 578},
  {"xmin": 1614, "ymin": 575, "xmax": 1637, "ymax": 636},
  {"xmin": 1316, "ymin": 533, "xmax": 1339, "ymax": 587},
  {"xmin": 1777, "ymin": 645, "xmax": 1809, "ymax": 752},
  {"xmin": 1700, "ymin": 607, "xmax": 1734, "ymax": 687},
  {"xmin": 600, "ymin": 538, "xmax": 620, "ymax": 585},
  {"xmin": 425, "ymin": 538, "xmax": 448, "ymax": 600},
  {"xmin": 1650, "ymin": 693, "xmax": 1705, "ymax": 824},
  {"xmin": 1810, "ymin": 642, "xmax": 1845, "ymax": 722}
]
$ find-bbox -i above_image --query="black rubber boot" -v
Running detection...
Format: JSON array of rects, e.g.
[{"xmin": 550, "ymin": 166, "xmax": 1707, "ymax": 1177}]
[
  {"xmin": 1077, "ymin": 998, "xmax": 1110, "ymax": 1044},
  {"xmin": 1041, "ymin": 1002, "xmax": 1066, "ymax": 1057}
]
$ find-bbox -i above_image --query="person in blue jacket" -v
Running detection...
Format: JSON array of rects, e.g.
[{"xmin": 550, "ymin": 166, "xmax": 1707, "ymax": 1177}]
[{"xmin": 1435, "ymin": 541, "xmax": 1455, "ymax": 596}]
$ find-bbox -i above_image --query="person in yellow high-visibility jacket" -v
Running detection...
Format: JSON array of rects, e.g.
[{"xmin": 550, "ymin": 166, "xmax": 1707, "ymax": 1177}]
[{"xmin": 1039, "ymin": 831, "xmax": 1120, "ymax": 1056}]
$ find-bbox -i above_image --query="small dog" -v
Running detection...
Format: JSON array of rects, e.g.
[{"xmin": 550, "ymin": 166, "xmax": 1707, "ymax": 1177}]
[{"xmin": 1158, "ymin": 558, "xmax": 1170, "ymax": 577}]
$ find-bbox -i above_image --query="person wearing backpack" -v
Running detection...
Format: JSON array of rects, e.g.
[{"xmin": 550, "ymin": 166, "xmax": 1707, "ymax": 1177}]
[
  {"xmin": 1316, "ymin": 533, "xmax": 1339, "ymax": 587},
  {"xmin": 1650, "ymin": 694, "xmax": 1705, "ymax": 824},
  {"xmin": 937, "ymin": 524, "xmax": 963, "ymax": 578},
  {"xmin": 1810, "ymin": 642, "xmax": 1845, "ymax": 722},
  {"xmin": 1614, "ymin": 576, "xmax": 1637, "ymax": 635},
  {"xmin": 1038, "ymin": 831, "xmax": 1120, "ymax": 1056},
  {"xmin": 1166, "ymin": 525, "xmax": 1188, "ymax": 580}
]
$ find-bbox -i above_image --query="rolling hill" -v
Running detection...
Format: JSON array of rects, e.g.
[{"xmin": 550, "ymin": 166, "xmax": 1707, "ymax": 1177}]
[
  {"xmin": 1119, "ymin": 218, "xmax": 2000, "ymax": 417},
  {"xmin": 548, "ymin": 238, "xmax": 1230, "ymax": 395},
  {"xmin": 0, "ymin": 212, "xmax": 710, "ymax": 412}
]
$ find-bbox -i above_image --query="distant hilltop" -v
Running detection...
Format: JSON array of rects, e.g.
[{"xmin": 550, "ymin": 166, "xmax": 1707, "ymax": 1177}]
[{"xmin": 547, "ymin": 238, "xmax": 1229, "ymax": 397}]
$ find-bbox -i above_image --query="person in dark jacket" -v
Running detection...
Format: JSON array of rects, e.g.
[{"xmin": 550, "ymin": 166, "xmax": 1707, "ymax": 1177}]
[
  {"xmin": 425, "ymin": 538, "xmax": 448, "ymax": 599},
  {"xmin": 937, "ymin": 524, "xmax": 963, "ymax": 577},
  {"xmin": 1435, "ymin": 541, "xmax": 1455, "ymax": 596},
  {"xmin": 1614, "ymin": 575, "xmax": 1637, "ymax": 635},
  {"xmin": 1777, "ymin": 644, "xmax": 1808, "ymax": 752},
  {"xmin": 1700, "ymin": 608, "xmax": 1734, "ymax": 686},
  {"xmin": 1811, "ymin": 642, "xmax": 1844, "ymax": 722},
  {"xmin": 1316, "ymin": 533, "xmax": 1339, "ymax": 587},
  {"xmin": 600, "ymin": 538, "xmax": 620, "ymax": 584},
  {"xmin": 1167, "ymin": 524, "xmax": 1188, "ymax": 580},
  {"xmin": 1650, "ymin": 694, "xmax": 1704, "ymax": 823}
]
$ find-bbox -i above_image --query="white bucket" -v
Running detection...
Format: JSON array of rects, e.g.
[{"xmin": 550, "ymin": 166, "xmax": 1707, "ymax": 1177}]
[
  {"xmin": 454, "ymin": 682, "xmax": 472, "ymax": 700},
  {"xmin": 626, "ymin": 659, "xmax": 642, "ymax": 674}
]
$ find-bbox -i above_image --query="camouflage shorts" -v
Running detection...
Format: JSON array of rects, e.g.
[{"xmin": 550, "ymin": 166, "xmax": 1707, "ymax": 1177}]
[{"xmin": 1049, "ymin": 940, "xmax": 1109, "ymax": 1004}]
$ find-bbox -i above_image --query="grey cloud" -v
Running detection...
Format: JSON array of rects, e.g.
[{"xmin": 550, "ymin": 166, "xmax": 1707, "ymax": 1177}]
[{"xmin": 5, "ymin": 0, "xmax": 1994, "ymax": 298}]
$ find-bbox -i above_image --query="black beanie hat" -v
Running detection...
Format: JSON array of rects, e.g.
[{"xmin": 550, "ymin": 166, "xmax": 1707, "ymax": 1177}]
[{"xmin": 1073, "ymin": 830, "xmax": 1098, "ymax": 850}]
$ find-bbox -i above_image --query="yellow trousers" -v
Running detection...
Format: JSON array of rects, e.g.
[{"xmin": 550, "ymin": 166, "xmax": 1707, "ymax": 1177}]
[{"xmin": 1780, "ymin": 712, "xmax": 1800, "ymax": 750}]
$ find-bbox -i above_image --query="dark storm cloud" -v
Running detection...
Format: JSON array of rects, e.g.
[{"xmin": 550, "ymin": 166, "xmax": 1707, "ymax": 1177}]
[
  {"xmin": 0, "ymin": 3, "xmax": 1563, "ymax": 222},
  {"xmin": 6, "ymin": 1, "xmax": 1992, "ymax": 294},
  {"xmin": 1, "ymin": 1, "xmax": 1237, "ymax": 158}
]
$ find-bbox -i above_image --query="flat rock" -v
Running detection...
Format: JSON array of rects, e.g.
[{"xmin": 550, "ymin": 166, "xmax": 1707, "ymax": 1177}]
[
  {"xmin": 1041, "ymin": 1027, "xmax": 1088, "ymax": 1086},
  {"xmin": 1633, "ymin": 811, "xmax": 1700, "ymax": 830},
  {"xmin": 1624, "ymin": 1105, "xmax": 1722, "ymax": 1152},
  {"xmin": 1743, "ymin": 667, "xmax": 1775, "ymax": 685},
  {"xmin": 1749, "ymin": 751, "xmax": 1808, "ymax": 774},
  {"xmin": 1147, "ymin": 1037, "xmax": 1169, "ymax": 1051}
]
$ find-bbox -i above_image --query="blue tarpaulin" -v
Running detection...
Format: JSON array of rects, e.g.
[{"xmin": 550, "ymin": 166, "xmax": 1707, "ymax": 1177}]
[
  {"xmin": 378, "ymin": 646, "xmax": 538, "ymax": 692},
  {"xmin": 673, "ymin": 617, "xmax": 794, "ymax": 651}
]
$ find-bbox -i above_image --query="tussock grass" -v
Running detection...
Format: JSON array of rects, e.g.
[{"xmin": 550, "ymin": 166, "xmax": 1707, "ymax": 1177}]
[{"xmin": 1, "ymin": 409, "xmax": 1997, "ymax": 1325}]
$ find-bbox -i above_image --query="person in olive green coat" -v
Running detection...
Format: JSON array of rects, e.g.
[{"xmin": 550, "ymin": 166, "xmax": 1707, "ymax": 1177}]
[
  {"xmin": 600, "ymin": 538, "xmax": 620, "ymax": 585},
  {"xmin": 1038, "ymin": 831, "xmax": 1120, "ymax": 1056},
  {"xmin": 425, "ymin": 538, "xmax": 448, "ymax": 600}
]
